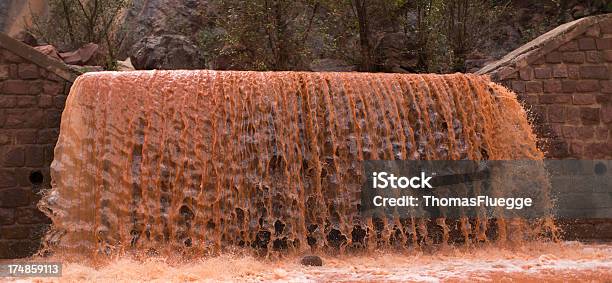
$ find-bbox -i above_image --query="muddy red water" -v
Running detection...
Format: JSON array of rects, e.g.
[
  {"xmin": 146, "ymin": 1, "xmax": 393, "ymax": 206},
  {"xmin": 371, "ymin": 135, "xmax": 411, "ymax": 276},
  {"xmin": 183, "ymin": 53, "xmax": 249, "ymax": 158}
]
[
  {"xmin": 31, "ymin": 70, "xmax": 611, "ymax": 281},
  {"xmin": 40, "ymin": 71, "xmax": 555, "ymax": 255}
]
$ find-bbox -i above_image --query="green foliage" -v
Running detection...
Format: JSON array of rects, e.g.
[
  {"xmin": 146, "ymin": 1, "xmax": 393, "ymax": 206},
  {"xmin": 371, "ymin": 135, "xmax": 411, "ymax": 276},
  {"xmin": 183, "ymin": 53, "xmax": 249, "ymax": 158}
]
[
  {"xmin": 197, "ymin": 0, "xmax": 322, "ymax": 71},
  {"xmin": 399, "ymin": 0, "xmax": 508, "ymax": 73},
  {"xmin": 27, "ymin": 0, "xmax": 132, "ymax": 70}
]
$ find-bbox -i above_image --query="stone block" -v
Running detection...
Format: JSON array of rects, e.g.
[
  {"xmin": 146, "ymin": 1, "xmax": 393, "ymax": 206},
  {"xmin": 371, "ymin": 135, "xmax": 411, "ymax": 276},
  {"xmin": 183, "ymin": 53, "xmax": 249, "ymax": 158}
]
[
  {"xmin": 0, "ymin": 225, "xmax": 37, "ymax": 239},
  {"xmin": 0, "ymin": 130, "xmax": 9, "ymax": 145},
  {"xmin": 585, "ymin": 24, "xmax": 601, "ymax": 37},
  {"xmin": 578, "ymin": 38, "xmax": 596, "ymax": 50},
  {"xmin": 17, "ymin": 64, "xmax": 39, "ymax": 79},
  {"xmin": 525, "ymin": 81, "xmax": 542, "ymax": 93},
  {"xmin": 0, "ymin": 169, "xmax": 16, "ymax": 188},
  {"xmin": 37, "ymin": 129, "xmax": 59, "ymax": 144},
  {"xmin": 596, "ymin": 38, "xmax": 612, "ymax": 50},
  {"xmin": 572, "ymin": 94, "xmax": 596, "ymax": 105},
  {"xmin": 586, "ymin": 142, "xmax": 611, "ymax": 159},
  {"xmin": 605, "ymin": 81, "xmax": 612, "ymax": 95},
  {"xmin": 519, "ymin": 94, "xmax": 538, "ymax": 105},
  {"xmin": 4, "ymin": 109, "xmax": 43, "ymax": 128},
  {"xmin": 568, "ymin": 65, "xmax": 580, "ymax": 79},
  {"xmin": 534, "ymin": 67, "xmax": 552, "ymax": 79},
  {"xmin": 44, "ymin": 145, "xmax": 55, "ymax": 164},
  {"xmin": 39, "ymin": 95, "xmax": 53, "ymax": 108},
  {"xmin": 14, "ymin": 168, "xmax": 34, "ymax": 187},
  {"xmin": 585, "ymin": 51, "xmax": 603, "ymax": 63},
  {"xmin": 0, "ymin": 208, "xmax": 14, "ymax": 225},
  {"xmin": 580, "ymin": 65, "xmax": 608, "ymax": 79},
  {"xmin": 595, "ymin": 127, "xmax": 609, "ymax": 139},
  {"xmin": 575, "ymin": 80, "xmax": 599, "ymax": 92},
  {"xmin": 580, "ymin": 107, "xmax": 600, "ymax": 125},
  {"xmin": 0, "ymin": 189, "xmax": 30, "ymax": 208},
  {"xmin": 0, "ymin": 65, "xmax": 9, "ymax": 79},
  {"xmin": 569, "ymin": 142, "xmax": 585, "ymax": 156},
  {"xmin": 543, "ymin": 80, "xmax": 562, "ymax": 93},
  {"xmin": 561, "ymin": 80, "xmax": 576, "ymax": 92},
  {"xmin": 596, "ymin": 93, "xmax": 609, "ymax": 104},
  {"xmin": 548, "ymin": 139, "xmax": 569, "ymax": 158},
  {"xmin": 42, "ymin": 81, "xmax": 63, "ymax": 95},
  {"xmin": 601, "ymin": 21, "xmax": 612, "ymax": 34},
  {"xmin": 562, "ymin": 125, "xmax": 579, "ymax": 139},
  {"xmin": 558, "ymin": 41, "xmax": 578, "ymax": 51},
  {"xmin": 16, "ymin": 207, "xmax": 50, "ymax": 224},
  {"xmin": 548, "ymin": 105, "xmax": 566, "ymax": 122},
  {"xmin": 46, "ymin": 73, "xmax": 63, "ymax": 82},
  {"xmin": 532, "ymin": 56, "xmax": 546, "ymax": 65},
  {"xmin": 2, "ymin": 50, "xmax": 24, "ymax": 63},
  {"xmin": 15, "ymin": 96, "xmax": 37, "ymax": 108},
  {"xmin": 545, "ymin": 52, "xmax": 562, "ymax": 63},
  {"xmin": 8, "ymin": 64, "xmax": 18, "ymax": 78},
  {"xmin": 25, "ymin": 146, "xmax": 44, "ymax": 167},
  {"xmin": 44, "ymin": 110, "xmax": 61, "ymax": 128},
  {"xmin": 0, "ymin": 96, "xmax": 16, "ymax": 108},
  {"xmin": 54, "ymin": 95, "xmax": 67, "ymax": 109},
  {"xmin": 3, "ymin": 146, "xmax": 25, "ymax": 167},
  {"xmin": 566, "ymin": 107, "xmax": 581, "ymax": 124},
  {"xmin": 604, "ymin": 50, "xmax": 612, "ymax": 62},
  {"xmin": 603, "ymin": 105, "xmax": 612, "ymax": 124},
  {"xmin": 2, "ymin": 80, "xmax": 42, "ymax": 95},
  {"xmin": 562, "ymin": 52, "xmax": 585, "ymax": 63},
  {"xmin": 0, "ymin": 240, "xmax": 39, "ymax": 258},
  {"xmin": 519, "ymin": 67, "xmax": 534, "ymax": 80},
  {"xmin": 552, "ymin": 64, "xmax": 568, "ymax": 78},
  {"xmin": 14, "ymin": 129, "xmax": 37, "ymax": 144},
  {"xmin": 511, "ymin": 80, "xmax": 525, "ymax": 93},
  {"xmin": 576, "ymin": 126, "xmax": 595, "ymax": 139}
]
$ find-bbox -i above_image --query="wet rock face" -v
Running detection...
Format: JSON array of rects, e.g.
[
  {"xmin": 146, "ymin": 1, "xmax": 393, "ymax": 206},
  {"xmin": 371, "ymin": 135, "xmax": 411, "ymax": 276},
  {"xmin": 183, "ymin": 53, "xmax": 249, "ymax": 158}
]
[
  {"xmin": 130, "ymin": 35, "xmax": 204, "ymax": 70},
  {"xmin": 301, "ymin": 255, "xmax": 323, "ymax": 266},
  {"xmin": 120, "ymin": 0, "xmax": 210, "ymax": 58},
  {"xmin": 374, "ymin": 32, "xmax": 419, "ymax": 73}
]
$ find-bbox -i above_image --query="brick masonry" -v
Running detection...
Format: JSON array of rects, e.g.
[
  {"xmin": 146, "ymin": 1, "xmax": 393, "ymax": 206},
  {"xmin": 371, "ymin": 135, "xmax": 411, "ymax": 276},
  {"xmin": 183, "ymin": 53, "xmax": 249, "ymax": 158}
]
[
  {"xmin": 0, "ymin": 45, "xmax": 72, "ymax": 258},
  {"xmin": 497, "ymin": 21, "xmax": 612, "ymax": 159},
  {"xmin": 480, "ymin": 15, "xmax": 612, "ymax": 241}
]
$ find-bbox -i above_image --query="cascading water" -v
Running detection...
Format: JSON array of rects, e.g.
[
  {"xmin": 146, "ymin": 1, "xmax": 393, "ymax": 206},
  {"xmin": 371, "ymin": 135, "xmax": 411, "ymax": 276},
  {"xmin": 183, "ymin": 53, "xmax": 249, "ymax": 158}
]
[{"xmin": 40, "ymin": 71, "xmax": 550, "ymax": 258}]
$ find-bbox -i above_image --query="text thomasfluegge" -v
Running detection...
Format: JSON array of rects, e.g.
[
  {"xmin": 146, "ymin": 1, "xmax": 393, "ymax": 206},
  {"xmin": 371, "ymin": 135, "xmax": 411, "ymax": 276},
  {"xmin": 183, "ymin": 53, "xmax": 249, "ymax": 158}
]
[{"xmin": 371, "ymin": 172, "xmax": 533, "ymax": 210}]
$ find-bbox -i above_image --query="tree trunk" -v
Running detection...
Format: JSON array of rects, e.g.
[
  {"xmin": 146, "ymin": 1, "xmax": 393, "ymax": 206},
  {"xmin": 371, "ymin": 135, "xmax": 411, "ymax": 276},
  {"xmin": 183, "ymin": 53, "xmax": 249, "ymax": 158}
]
[{"xmin": 353, "ymin": 0, "xmax": 372, "ymax": 71}]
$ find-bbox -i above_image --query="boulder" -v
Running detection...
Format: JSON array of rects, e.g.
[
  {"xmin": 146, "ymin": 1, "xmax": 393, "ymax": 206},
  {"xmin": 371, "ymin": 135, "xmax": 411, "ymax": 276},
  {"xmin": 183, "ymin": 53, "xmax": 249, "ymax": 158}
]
[
  {"xmin": 34, "ymin": 45, "xmax": 61, "ymax": 61},
  {"xmin": 374, "ymin": 32, "xmax": 418, "ymax": 73},
  {"xmin": 300, "ymin": 255, "xmax": 323, "ymax": 266},
  {"xmin": 116, "ymin": 58, "xmax": 136, "ymax": 71},
  {"xmin": 130, "ymin": 35, "xmax": 204, "ymax": 70},
  {"xmin": 59, "ymin": 43, "xmax": 104, "ymax": 66}
]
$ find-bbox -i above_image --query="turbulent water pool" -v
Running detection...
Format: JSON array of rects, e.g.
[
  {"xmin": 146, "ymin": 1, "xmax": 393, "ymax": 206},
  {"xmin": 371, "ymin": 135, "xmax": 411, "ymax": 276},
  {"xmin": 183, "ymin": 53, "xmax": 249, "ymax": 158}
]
[{"xmin": 4, "ymin": 242, "xmax": 611, "ymax": 282}]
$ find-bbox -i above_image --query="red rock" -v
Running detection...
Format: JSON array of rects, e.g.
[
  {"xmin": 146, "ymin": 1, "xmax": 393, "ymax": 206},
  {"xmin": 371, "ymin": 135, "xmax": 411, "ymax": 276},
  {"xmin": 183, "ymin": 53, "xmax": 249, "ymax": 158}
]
[
  {"xmin": 59, "ymin": 43, "xmax": 100, "ymax": 65},
  {"xmin": 33, "ymin": 45, "xmax": 61, "ymax": 61}
]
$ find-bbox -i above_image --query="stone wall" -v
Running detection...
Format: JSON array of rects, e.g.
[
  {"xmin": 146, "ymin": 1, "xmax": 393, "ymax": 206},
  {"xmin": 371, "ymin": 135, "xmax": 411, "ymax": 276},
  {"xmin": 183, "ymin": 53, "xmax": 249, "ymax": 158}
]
[
  {"xmin": 496, "ymin": 20, "xmax": 612, "ymax": 159},
  {"xmin": 0, "ymin": 46, "xmax": 71, "ymax": 258}
]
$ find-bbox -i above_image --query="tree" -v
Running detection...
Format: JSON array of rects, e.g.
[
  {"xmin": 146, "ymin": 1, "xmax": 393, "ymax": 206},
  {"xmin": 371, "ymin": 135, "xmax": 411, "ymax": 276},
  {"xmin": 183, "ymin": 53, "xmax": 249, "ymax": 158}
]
[
  {"xmin": 28, "ymin": 0, "xmax": 131, "ymax": 69},
  {"xmin": 349, "ymin": 0, "xmax": 373, "ymax": 71},
  {"xmin": 203, "ymin": 0, "xmax": 320, "ymax": 70}
]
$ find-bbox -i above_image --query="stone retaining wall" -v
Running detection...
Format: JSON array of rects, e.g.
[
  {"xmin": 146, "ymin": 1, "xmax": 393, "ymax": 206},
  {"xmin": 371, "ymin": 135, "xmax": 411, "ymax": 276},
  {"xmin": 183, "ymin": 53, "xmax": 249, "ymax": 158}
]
[
  {"xmin": 0, "ymin": 43, "xmax": 73, "ymax": 258},
  {"xmin": 481, "ymin": 14, "xmax": 612, "ymax": 159}
]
